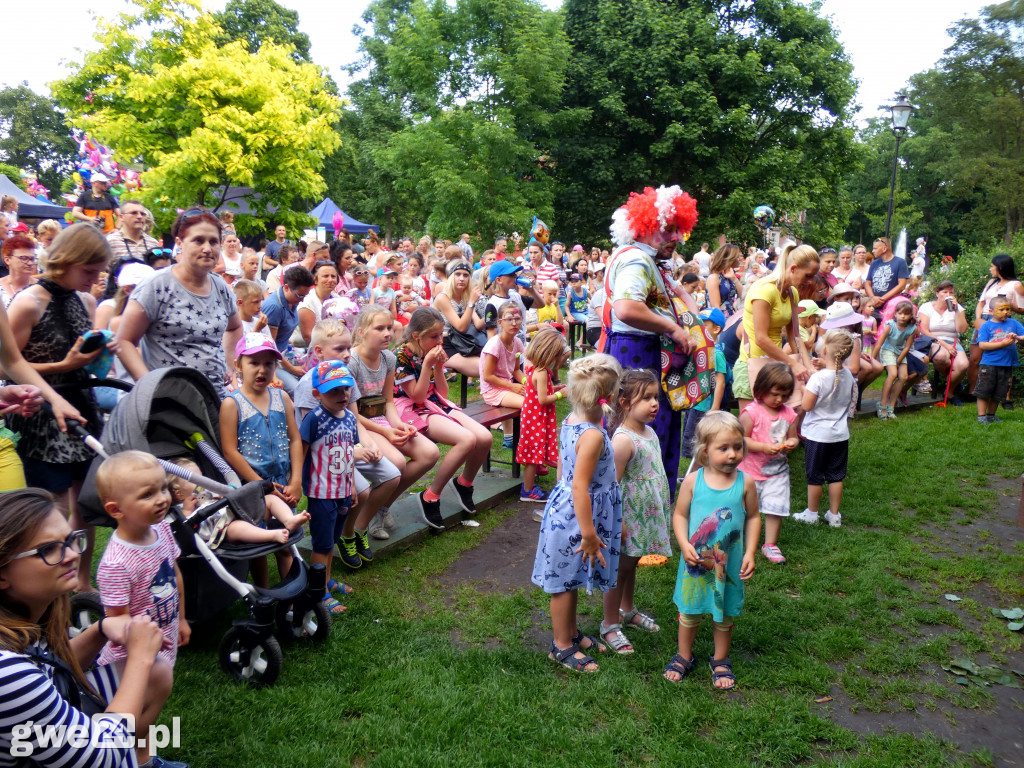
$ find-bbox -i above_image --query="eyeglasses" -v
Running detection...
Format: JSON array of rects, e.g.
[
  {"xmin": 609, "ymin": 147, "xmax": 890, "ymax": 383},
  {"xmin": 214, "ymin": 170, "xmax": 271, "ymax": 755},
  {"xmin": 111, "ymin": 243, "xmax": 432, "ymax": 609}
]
[
  {"xmin": 9, "ymin": 255, "xmax": 36, "ymax": 263},
  {"xmin": 11, "ymin": 530, "xmax": 88, "ymax": 566}
]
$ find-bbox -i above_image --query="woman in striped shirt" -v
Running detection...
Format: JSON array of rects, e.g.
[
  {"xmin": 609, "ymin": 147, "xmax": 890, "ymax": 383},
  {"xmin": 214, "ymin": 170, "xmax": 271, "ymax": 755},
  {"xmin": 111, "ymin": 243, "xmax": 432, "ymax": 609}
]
[{"xmin": 0, "ymin": 489, "xmax": 182, "ymax": 768}]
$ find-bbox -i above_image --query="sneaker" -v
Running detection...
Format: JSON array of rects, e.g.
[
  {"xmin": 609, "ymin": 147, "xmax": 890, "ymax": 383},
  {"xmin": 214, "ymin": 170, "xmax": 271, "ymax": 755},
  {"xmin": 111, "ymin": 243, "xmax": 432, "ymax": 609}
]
[
  {"xmin": 978, "ymin": 416, "xmax": 990, "ymax": 424},
  {"xmin": 792, "ymin": 508, "xmax": 820, "ymax": 524},
  {"xmin": 336, "ymin": 536, "xmax": 362, "ymax": 569},
  {"xmin": 532, "ymin": 508, "xmax": 545, "ymax": 523},
  {"xmin": 502, "ymin": 435, "xmax": 514, "ymax": 449},
  {"xmin": 823, "ymin": 511, "xmax": 842, "ymax": 528},
  {"xmin": 761, "ymin": 543, "xmax": 786, "ymax": 563},
  {"xmin": 418, "ymin": 491, "xmax": 445, "ymax": 530},
  {"xmin": 447, "ymin": 477, "xmax": 477, "ymax": 513},
  {"xmin": 148, "ymin": 758, "xmax": 191, "ymax": 768},
  {"xmin": 887, "ymin": 405, "xmax": 897, "ymax": 420},
  {"xmin": 380, "ymin": 506, "xmax": 397, "ymax": 532},
  {"xmin": 988, "ymin": 415, "xmax": 1003, "ymax": 423},
  {"xmin": 1003, "ymin": 401, "xmax": 1015, "ymax": 410},
  {"xmin": 354, "ymin": 529, "xmax": 374, "ymax": 563},
  {"xmin": 520, "ymin": 483, "xmax": 548, "ymax": 503},
  {"xmin": 368, "ymin": 513, "xmax": 390, "ymax": 540},
  {"xmin": 949, "ymin": 396, "xmax": 964, "ymax": 407}
]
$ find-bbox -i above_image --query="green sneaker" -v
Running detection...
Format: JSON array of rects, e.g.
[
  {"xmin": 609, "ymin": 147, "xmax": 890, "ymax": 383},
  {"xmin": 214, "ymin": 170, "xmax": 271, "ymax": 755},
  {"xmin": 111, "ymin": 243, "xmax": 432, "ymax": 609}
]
[
  {"xmin": 354, "ymin": 529, "xmax": 374, "ymax": 564},
  {"xmin": 336, "ymin": 535, "xmax": 362, "ymax": 569}
]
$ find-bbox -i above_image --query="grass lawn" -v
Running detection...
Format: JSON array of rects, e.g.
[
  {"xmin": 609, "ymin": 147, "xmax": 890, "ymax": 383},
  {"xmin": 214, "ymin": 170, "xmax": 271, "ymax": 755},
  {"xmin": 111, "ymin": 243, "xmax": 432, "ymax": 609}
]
[{"xmin": 140, "ymin": 392, "xmax": 1022, "ymax": 767}]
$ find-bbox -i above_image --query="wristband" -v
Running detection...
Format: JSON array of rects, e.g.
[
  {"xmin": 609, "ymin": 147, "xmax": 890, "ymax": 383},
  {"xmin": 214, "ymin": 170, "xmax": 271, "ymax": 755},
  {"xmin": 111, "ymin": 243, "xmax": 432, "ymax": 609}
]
[
  {"xmin": 555, "ymin": 391, "xmax": 563, "ymax": 400},
  {"xmin": 96, "ymin": 616, "xmax": 108, "ymax": 641}
]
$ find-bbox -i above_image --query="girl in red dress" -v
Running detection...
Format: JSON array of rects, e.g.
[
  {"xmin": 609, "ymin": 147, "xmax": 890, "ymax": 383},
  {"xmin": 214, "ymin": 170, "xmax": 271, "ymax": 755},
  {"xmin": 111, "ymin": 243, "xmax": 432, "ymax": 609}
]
[{"xmin": 517, "ymin": 328, "xmax": 571, "ymax": 504}]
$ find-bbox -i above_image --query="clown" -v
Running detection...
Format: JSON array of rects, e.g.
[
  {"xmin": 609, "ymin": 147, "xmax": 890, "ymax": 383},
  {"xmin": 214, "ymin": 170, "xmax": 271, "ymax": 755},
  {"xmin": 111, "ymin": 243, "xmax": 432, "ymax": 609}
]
[{"xmin": 602, "ymin": 185, "xmax": 699, "ymax": 492}]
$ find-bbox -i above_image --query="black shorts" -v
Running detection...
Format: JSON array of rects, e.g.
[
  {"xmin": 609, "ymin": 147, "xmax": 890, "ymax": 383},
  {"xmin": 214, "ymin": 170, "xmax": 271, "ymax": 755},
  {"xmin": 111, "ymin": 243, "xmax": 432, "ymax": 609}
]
[
  {"xmin": 973, "ymin": 364, "xmax": 1013, "ymax": 402},
  {"xmin": 21, "ymin": 458, "xmax": 91, "ymax": 494},
  {"xmin": 804, "ymin": 438, "xmax": 848, "ymax": 485}
]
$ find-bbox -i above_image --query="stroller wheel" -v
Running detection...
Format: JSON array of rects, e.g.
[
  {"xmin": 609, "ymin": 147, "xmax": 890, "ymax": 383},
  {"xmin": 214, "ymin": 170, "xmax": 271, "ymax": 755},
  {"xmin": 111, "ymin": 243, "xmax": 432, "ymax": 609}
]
[
  {"xmin": 218, "ymin": 627, "xmax": 283, "ymax": 687},
  {"xmin": 69, "ymin": 593, "xmax": 104, "ymax": 638},
  {"xmin": 276, "ymin": 600, "xmax": 332, "ymax": 644}
]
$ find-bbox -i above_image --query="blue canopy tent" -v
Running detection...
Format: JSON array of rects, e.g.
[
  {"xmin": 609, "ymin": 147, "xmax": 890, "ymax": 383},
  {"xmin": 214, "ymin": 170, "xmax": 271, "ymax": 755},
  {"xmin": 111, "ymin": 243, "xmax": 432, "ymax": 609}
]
[
  {"xmin": 308, "ymin": 198, "xmax": 378, "ymax": 235},
  {"xmin": 0, "ymin": 175, "xmax": 71, "ymax": 219}
]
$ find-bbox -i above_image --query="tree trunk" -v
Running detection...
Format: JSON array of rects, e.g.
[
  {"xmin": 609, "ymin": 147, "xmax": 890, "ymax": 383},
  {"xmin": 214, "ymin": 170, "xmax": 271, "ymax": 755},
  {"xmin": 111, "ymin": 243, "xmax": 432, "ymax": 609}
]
[{"xmin": 385, "ymin": 204, "xmax": 393, "ymax": 248}]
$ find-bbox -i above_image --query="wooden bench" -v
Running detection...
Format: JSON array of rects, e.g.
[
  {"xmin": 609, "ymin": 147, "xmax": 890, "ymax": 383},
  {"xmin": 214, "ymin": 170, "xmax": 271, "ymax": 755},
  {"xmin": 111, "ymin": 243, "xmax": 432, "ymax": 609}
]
[{"xmin": 461, "ymin": 400, "xmax": 521, "ymax": 478}]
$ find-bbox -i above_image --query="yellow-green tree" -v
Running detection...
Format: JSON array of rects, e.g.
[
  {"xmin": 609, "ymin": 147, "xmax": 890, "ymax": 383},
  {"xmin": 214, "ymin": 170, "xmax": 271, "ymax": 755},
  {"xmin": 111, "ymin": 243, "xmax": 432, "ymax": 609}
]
[{"xmin": 51, "ymin": 0, "xmax": 340, "ymax": 235}]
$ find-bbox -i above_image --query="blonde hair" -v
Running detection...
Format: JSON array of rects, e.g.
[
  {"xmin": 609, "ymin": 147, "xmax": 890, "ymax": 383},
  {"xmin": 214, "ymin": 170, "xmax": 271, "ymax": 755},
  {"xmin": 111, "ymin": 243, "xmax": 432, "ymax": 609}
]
[
  {"xmin": 442, "ymin": 269, "xmax": 472, "ymax": 306},
  {"xmin": 541, "ymin": 279, "xmax": 559, "ymax": 293},
  {"xmin": 35, "ymin": 219, "xmax": 61, "ymax": 239},
  {"xmin": 710, "ymin": 244, "xmax": 742, "ymax": 275},
  {"xmin": 167, "ymin": 457, "xmax": 199, "ymax": 502},
  {"xmin": 692, "ymin": 411, "xmax": 746, "ymax": 469},
  {"xmin": 566, "ymin": 353, "xmax": 621, "ymax": 420},
  {"xmin": 41, "ymin": 223, "xmax": 111, "ymax": 280},
  {"xmin": 95, "ymin": 450, "xmax": 161, "ymax": 504},
  {"xmin": 311, "ymin": 318, "xmax": 351, "ymax": 350},
  {"xmin": 763, "ymin": 242, "xmax": 819, "ymax": 294},
  {"xmin": 232, "ymin": 279, "xmax": 264, "ymax": 302},
  {"xmin": 525, "ymin": 327, "xmax": 569, "ymax": 373},
  {"xmin": 353, "ymin": 305, "xmax": 395, "ymax": 345},
  {"xmin": 0, "ymin": 195, "xmax": 15, "ymax": 212},
  {"xmin": 821, "ymin": 329, "xmax": 855, "ymax": 401}
]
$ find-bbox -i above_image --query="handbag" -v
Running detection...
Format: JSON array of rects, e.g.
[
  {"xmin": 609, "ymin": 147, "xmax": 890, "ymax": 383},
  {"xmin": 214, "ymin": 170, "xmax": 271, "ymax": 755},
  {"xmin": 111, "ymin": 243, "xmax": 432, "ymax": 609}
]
[
  {"xmin": 445, "ymin": 328, "xmax": 483, "ymax": 358},
  {"xmin": 357, "ymin": 394, "xmax": 387, "ymax": 418},
  {"xmin": 27, "ymin": 647, "xmax": 106, "ymax": 717}
]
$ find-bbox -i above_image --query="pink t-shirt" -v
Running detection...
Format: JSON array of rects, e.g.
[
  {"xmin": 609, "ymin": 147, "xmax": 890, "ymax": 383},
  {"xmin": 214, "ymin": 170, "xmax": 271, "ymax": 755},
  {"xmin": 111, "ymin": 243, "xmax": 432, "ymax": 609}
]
[
  {"xmin": 737, "ymin": 400, "xmax": 797, "ymax": 481},
  {"xmin": 479, "ymin": 334, "xmax": 524, "ymax": 404},
  {"xmin": 97, "ymin": 520, "xmax": 181, "ymax": 666}
]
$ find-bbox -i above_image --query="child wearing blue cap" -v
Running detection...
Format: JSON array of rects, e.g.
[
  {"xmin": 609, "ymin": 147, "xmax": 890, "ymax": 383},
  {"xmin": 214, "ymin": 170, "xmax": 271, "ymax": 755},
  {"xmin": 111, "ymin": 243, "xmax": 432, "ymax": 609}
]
[
  {"xmin": 682, "ymin": 308, "xmax": 731, "ymax": 460},
  {"xmin": 300, "ymin": 360, "xmax": 362, "ymax": 614}
]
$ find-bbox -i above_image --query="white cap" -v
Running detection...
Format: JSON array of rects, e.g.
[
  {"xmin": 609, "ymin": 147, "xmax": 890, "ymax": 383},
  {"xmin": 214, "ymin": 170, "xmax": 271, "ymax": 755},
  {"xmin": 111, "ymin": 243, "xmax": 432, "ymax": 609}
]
[
  {"xmin": 90, "ymin": 171, "xmax": 111, "ymax": 184},
  {"xmin": 117, "ymin": 262, "xmax": 155, "ymax": 287}
]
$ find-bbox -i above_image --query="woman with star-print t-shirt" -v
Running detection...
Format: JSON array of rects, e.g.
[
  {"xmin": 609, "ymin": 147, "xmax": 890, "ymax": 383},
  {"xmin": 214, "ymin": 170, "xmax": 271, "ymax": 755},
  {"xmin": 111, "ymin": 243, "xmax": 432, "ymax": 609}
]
[{"xmin": 118, "ymin": 208, "xmax": 242, "ymax": 398}]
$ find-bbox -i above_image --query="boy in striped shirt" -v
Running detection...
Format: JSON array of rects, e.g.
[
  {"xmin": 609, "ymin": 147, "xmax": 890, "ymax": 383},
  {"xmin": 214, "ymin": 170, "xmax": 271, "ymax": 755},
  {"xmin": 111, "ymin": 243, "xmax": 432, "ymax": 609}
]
[{"xmin": 300, "ymin": 361, "xmax": 360, "ymax": 602}]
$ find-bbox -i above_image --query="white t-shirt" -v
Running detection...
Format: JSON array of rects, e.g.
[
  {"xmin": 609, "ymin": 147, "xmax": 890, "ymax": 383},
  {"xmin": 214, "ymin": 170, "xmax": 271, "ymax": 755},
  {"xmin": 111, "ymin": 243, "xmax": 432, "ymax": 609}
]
[
  {"xmin": 694, "ymin": 250, "xmax": 711, "ymax": 278},
  {"xmin": 910, "ymin": 254, "xmax": 926, "ymax": 278},
  {"xmin": 918, "ymin": 301, "xmax": 964, "ymax": 343},
  {"xmin": 802, "ymin": 368, "xmax": 857, "ymax": 443}
]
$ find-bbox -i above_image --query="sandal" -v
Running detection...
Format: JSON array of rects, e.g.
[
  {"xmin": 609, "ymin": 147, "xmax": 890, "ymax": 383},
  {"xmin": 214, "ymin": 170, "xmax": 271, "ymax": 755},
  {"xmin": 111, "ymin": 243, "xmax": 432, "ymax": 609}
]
[
  {"xmin": 620, "ymin": 608, "xmax": 660, "ymax": 633},
  {"xmin": 709, "ymin": 654, "xmax": 736, "ymax": 690},
  {"xmin": 327, "ymin": 579, "xmax": 353, "ymax": 596},
  {"xmin": 549, "ymin": 641, "xmax": 598, "ymax": 673},
  {"xmin": 572, "ymin": 629, "xmax": 606, "ymax": 654},
  {"xmin": 321, "ymin": 594, "xmax": 347, "ymax": 615},
  {"xmin": 599, "ymin": 622, "xmax": 634, "ymax": 655},
  {"xmin": 663, "ymin": 653, "xmax": 696, "ymax": 683}
]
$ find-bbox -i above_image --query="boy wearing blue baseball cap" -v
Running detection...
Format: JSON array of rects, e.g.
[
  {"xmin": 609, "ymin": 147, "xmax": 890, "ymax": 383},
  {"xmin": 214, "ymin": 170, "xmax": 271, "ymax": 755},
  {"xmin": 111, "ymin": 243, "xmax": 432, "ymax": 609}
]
[
  {"xmin": 300, "ymin": 360, "xmax": 362, "ymax": 614},
  {"xmin": 682, "ymin": 308, "xmax": 732, "ymax": 459}
]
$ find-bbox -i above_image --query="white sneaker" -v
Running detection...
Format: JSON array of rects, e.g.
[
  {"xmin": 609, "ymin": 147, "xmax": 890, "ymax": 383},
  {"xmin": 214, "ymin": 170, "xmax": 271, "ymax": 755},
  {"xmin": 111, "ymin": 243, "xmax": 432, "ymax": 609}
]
[
  {"xmin": 379, "ymin": 507, "xmax": 397, "ymax": 532},
  {"xmin": 368, "ymin": 512, "xmax": 391, "ymax": 540},
  {"xmin": 824, "ymin": 511, "xmax": 842, "ymax": 528},
  {"xmin": 792, "ymin": 508, "xmax": 820, "ymax": 524}
]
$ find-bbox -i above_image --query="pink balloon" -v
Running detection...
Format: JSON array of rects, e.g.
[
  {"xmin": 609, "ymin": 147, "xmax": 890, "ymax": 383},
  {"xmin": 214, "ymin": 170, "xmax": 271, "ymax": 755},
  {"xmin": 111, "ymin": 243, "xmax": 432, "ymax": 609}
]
[{"xmin": 332, "ymin": 211, "xmax": 344, "ymax": 232}]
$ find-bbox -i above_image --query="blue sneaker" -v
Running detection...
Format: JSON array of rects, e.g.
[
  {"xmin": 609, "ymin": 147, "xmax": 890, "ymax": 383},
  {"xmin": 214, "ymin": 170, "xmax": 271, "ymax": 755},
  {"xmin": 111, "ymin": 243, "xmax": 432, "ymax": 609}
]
[
  {"xmin": 520, "ymin": 484, "xmax": 548, "ymax": 503},
  {"xmin": 502, "ymin": 435, "xmax": 514, "ymax": 449}
]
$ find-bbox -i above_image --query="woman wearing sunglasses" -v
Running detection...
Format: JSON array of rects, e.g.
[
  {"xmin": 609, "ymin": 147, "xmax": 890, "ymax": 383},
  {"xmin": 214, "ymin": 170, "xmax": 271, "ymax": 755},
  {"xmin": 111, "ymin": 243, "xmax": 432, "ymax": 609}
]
[
  {"xmin": 0, "ymin": 489, "xmax": 185, "ymax": 768},
  {"xmin": 117, "ymin": 208, "xmax": 243, "ymax": 398}
]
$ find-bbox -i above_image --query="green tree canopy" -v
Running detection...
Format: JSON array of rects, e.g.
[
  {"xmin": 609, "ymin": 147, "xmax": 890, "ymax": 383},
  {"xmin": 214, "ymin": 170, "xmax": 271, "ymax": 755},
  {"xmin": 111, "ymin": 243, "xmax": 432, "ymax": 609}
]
[
  {"xmin": 552, "ymin": 0, "xmax": 859, "ymax": 247},
  {"xmin": 213, "ymin": 0, "xmax": 312, "ymax": 64},
  {"xmin": 0, "ymin": 84, "xmax": 77, "ymax": 195},
  {"xmin": 50, "ymin": 0, "xmax": 340, "ymax": 235}
]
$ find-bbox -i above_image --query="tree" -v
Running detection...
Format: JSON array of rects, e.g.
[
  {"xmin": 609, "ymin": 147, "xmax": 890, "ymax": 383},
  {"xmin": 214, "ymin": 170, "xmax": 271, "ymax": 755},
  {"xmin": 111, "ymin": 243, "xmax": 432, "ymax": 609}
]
[
  {"xmin": 0, "ymin": 84, "xmax": 77, "ymax": 195},
  {"xmin": 342, "ymin": 0, "xmax": 568, "ymax": 244},
  {"xmin": 213, "ymin": 0, "xmax": 312, "ymax": 64},
  {"xmin": 50, "ymin": 0, "xmax": 340, "ymax": 235},
  {"xmin": 552, "ymin": 0, "xmax": 859, "ymax": 247}
]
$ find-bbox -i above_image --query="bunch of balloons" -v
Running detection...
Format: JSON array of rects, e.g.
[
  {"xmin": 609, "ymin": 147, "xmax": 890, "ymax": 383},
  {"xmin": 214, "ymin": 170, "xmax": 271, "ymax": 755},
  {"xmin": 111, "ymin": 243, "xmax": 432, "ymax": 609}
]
[
  {"xmin": 753, "ymin": 205, "xmax": 775, "ymax": 231},
  {"xmin": 19, "ymin": 170, "xmax": 50, "ymax": 202},
  {"xmin": 62, "ymin": 134, "xmax": 142, "ymax": 206}
]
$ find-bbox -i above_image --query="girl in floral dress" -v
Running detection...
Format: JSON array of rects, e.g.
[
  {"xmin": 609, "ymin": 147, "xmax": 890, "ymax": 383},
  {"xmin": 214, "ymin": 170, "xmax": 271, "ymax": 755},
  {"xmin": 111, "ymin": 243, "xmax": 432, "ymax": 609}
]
[
  {"xmin": 516, "ymin": 328, "xmax": 570, "ymax": 505},
  {"xmin": 600, "ymin": 370, "xmax": 673, "ymax": 654},
  {"xmin": 531, "ymin": 354, "xmax": 622, "ymax": 673}
]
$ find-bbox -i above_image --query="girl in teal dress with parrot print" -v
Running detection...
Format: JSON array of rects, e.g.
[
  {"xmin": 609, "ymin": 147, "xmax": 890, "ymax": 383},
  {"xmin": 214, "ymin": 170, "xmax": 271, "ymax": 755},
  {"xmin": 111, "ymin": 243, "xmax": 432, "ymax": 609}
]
[{"xmin": 665, "ymin": 411, "xmax": 760, "ymax": 689}]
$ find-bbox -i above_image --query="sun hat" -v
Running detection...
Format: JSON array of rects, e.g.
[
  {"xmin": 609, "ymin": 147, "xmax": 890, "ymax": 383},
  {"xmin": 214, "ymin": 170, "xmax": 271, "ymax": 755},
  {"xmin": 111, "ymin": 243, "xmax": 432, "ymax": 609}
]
[
  {"xmin": 312, "ymin": 360, "xmax": 356, "ymax": 393},
  {"xmin": 829, "ymin": 282, "xmax": 860, "ymax": 299},
  {"xmin": 592, "ymin": 262, "xmax": 606, "ymax": 272},
  {"xmin": 117, "ymin": 262, "xmax": 155, "ymax": 288},
  {"xmin": 798, "ymin": 299, "xmax": 826, "ymax": 318},
  {"xmin": 699, "ymin": 307, "xmax": 727, "ymax": 328},
  {"xmin": 90, "ymin": 171, "xmax": 111, "ymax": 184},
  {"xmin": 489, "ymin": 261, "xmax": 523, "ymax": 281},
  {"xmin": 234, "ymin": 332, "xmax": 283, "ymax": 360},
  {"xmin": 819, "ymin": 301, "xmax": 862, "ymax": 329}
]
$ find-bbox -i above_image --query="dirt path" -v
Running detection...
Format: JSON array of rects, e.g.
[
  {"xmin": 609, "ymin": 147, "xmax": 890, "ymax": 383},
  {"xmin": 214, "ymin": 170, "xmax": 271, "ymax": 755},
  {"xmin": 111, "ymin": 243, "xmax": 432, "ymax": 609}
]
[{"xmin": 437, "ymin": 481, "xmax": 1024, "ymax": 767}]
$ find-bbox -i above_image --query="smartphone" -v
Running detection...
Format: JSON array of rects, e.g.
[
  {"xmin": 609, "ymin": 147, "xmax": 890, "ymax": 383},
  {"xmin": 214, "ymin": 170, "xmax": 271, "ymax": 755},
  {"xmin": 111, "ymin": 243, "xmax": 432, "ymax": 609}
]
[{"xmin": 79, "ymin": 332, "xmax": 106, "ymax": 355}]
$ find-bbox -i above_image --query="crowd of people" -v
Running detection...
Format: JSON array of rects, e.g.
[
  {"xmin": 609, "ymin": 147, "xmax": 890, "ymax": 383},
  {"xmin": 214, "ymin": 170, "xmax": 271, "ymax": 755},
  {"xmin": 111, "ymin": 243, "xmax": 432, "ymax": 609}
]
[{"xmin": 0, "ymin": 182, "xmax": 1021, "ymax": 765}]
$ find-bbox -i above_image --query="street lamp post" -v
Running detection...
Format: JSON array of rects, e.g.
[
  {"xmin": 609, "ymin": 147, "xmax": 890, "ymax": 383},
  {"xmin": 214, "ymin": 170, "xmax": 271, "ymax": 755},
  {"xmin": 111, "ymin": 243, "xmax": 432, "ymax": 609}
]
[{"xmin": 884, "ymin": 96, "xmax": 913, "ymax": 241}]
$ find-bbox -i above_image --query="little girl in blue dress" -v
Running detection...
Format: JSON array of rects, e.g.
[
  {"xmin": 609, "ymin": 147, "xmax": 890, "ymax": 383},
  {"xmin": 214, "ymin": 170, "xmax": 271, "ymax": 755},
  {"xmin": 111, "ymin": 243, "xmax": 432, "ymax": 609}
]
[
  {"xmin": 665, "ymin": 411, "xmax": 760, "ymax": 689},
  {"xmin": 531, "ymin": 353, "xmax": 623, "ymax": 673}
]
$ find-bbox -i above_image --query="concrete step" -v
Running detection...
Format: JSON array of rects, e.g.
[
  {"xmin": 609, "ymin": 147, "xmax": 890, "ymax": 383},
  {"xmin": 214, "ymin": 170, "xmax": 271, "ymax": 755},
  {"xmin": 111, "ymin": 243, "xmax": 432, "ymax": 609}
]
[{"xmin": 297, "ymin": 470, "xmax": 522, "ymax": 560}]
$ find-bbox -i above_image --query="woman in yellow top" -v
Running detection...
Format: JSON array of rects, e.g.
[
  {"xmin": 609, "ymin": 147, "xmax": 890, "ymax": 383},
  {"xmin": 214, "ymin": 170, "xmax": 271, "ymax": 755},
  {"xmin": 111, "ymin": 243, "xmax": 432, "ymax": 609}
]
[{"xmin": 734, "ymin": 243, "xmax": 820, "ymax": 411}]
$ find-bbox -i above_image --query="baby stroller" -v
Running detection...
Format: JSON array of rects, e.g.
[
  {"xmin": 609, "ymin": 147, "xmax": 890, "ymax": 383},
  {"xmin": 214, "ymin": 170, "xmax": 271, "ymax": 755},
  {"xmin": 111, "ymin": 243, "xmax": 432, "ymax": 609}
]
[{"xmin": 71, "ymin": 367, "xmax": 330, "ymax": 687}]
